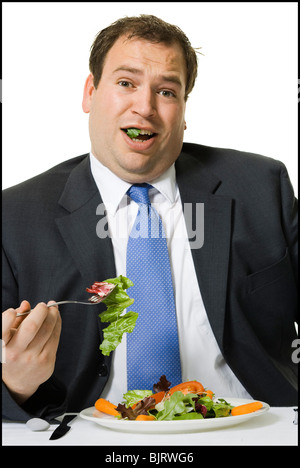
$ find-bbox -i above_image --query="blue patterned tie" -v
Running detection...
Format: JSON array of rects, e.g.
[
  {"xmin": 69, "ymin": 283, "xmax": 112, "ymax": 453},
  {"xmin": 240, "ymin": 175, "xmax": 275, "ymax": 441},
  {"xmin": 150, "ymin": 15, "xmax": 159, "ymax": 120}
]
[{"xmin": 126, "ymin": 183, "xmax": 182, "ymax": 390}]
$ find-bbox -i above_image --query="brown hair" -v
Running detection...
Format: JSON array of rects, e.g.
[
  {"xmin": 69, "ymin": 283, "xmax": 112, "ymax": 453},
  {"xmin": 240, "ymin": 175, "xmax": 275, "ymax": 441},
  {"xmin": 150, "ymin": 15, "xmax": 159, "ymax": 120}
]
[{"xmin": 89, "ymin": 14, "xmax": 199, "ymax": 101}]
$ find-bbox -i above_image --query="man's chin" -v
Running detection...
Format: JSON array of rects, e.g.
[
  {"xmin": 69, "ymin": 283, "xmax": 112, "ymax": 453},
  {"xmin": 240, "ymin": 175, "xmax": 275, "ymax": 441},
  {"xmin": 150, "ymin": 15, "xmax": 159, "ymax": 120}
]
[
  {"xmin": 112, "ymin": 154, "xmax": 161, "ymax": 183},
  {"xmin": 116, "ymin": 163, "xmax": 165, "ymax": 184}
]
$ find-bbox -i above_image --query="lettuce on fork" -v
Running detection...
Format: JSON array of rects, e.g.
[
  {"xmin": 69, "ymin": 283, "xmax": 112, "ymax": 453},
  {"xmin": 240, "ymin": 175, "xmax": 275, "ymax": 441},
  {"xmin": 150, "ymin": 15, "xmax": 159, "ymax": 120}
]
[{"xmin": 87, "ymin": 275, "xmax": 137, "ymax": 356}]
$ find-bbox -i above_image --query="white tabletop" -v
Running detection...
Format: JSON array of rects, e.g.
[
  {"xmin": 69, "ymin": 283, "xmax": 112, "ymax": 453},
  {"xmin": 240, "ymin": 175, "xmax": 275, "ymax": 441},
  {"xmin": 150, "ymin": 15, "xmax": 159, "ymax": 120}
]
[{"xmin": 2, "ymin": 406, "xmax": 298, "ymax": 447}]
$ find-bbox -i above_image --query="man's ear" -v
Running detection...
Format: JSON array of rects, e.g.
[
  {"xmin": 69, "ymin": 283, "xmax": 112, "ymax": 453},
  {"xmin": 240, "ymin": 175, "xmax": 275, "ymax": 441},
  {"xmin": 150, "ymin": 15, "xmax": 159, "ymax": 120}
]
[{"xmin": 82, "ymin": 74, "xmax": 95, "ymax": 113}]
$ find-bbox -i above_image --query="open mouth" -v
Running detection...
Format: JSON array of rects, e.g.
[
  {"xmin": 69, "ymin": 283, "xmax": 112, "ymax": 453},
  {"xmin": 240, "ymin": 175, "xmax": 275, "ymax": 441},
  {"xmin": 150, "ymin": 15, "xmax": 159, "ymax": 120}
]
[{"xmin": 122, "ymin": 128, "xmax": 157, "ymax": 142}]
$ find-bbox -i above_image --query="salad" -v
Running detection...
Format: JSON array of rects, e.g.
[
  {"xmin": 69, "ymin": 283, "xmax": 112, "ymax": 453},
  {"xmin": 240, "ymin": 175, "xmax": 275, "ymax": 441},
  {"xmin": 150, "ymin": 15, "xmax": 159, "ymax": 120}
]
[{"xmin": 93, "ymin": 375, "xmax": 263, "ymax": 421}]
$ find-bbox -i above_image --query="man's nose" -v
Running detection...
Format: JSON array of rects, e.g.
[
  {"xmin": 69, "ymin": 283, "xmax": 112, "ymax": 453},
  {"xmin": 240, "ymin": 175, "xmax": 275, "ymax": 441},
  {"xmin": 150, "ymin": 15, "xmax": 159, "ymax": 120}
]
[{"xmin": 131, "ymin": 86, "xmax": 157, "ymax": 119}]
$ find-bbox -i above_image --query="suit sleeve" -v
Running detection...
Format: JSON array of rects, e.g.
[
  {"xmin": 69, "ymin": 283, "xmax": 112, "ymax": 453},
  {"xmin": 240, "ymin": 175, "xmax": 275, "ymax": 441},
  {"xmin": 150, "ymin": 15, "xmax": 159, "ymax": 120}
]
[{"xmin": 2, "ymin": 247, "xmax": 68, "ymax": 423}]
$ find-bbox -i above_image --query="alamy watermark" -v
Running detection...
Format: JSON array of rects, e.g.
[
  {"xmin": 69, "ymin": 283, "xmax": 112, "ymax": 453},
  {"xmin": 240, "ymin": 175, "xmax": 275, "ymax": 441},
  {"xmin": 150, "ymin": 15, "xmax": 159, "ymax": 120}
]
[{"xmin": 95, "ymin": 202, "xmax": 205, "ymax": 250}]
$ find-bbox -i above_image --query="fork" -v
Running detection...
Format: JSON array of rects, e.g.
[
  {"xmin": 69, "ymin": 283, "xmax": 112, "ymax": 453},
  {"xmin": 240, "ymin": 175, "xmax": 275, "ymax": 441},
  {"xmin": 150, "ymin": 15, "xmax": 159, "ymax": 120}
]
[{"xmin": 16, "ymin": 286, "xmax": 116, "ymax": 317}]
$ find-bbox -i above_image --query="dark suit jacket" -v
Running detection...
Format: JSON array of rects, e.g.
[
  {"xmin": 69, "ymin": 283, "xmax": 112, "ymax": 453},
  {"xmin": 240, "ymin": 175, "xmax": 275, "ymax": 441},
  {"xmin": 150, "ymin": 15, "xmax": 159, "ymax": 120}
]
[{"xmin": 2, "ymin": 143, "xmax": 298, "ymax": 421}]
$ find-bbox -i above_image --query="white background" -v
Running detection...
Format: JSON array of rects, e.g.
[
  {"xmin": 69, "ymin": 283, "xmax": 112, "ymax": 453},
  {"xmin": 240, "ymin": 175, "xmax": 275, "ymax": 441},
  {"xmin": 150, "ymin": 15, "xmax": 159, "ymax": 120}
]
[{"xmin": 2, "ymin": 2, "xmax": 298, "ymax": 194}]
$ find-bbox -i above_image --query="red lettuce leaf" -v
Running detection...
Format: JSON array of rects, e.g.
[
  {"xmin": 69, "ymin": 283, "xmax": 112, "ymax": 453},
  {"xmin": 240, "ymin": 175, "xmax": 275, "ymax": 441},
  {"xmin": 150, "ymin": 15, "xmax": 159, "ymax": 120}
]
[
  {"xmin": 153, "ymin": 375, "xmax": 171, "ymax": 394},
  {"xmin": 116, "ymin": 396, "xmax": 156, "ymax": 420}
]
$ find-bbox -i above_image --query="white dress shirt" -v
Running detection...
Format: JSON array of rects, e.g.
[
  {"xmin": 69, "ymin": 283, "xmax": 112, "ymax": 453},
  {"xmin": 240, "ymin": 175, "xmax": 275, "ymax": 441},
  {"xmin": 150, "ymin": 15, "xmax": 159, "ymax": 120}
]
[{"xmin": 89, "ymin": 153, "xmax": 251, "ymax": 403}]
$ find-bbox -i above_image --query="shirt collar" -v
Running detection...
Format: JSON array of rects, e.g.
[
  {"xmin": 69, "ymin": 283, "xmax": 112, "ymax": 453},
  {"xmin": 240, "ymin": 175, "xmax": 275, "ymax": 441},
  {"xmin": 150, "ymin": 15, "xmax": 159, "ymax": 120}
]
[
  {"xmin": 150, "ymin": 164, "xmax": 177, "ymax": 204},
  {"xmin": 89, "ymin": 152, "xmax": 177, "ymax": 215}
]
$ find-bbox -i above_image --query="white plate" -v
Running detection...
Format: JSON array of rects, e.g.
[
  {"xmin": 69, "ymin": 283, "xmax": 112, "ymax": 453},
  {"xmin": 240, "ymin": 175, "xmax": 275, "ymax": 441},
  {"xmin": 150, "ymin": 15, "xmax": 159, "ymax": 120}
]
[{"xmin": 79, "ymin": 397, "xmax": 270, "ymax": 433}]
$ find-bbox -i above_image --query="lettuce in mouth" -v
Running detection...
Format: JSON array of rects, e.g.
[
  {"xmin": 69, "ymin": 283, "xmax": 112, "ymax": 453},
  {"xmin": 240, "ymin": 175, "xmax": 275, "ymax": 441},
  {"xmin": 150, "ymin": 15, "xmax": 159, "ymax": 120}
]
[
  {"xmin": 126, "ymin": 128, "xmax": 141, "ymax": 139},
  {"xmin": 90, "ymin": 275, "xmax": 137, "ymax": 356}
]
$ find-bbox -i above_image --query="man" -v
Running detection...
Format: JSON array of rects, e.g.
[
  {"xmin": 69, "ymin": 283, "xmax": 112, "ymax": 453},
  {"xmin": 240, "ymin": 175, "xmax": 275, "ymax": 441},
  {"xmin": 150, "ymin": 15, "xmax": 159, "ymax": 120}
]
[{"xmin": 2, "ymin": 15, "xmax": 298, "ymax": 422}]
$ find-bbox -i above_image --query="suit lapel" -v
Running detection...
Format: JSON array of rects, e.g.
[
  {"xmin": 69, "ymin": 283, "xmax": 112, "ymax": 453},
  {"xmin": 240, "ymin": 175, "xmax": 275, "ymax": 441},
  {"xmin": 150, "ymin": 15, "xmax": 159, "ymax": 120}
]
[
  {"xmin": 55, "ymin": 156, "xmax": 116, "ymax": 284},
  {"xmin": 176, "ymin": 151, "xmax": 232, "ymax": 352}
]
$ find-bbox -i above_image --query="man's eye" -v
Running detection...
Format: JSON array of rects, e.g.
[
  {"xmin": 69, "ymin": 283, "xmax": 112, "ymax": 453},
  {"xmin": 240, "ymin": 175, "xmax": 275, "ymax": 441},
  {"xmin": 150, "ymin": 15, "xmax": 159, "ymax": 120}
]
[
  {"xmin": 118, "ymin": 81, "xmax": 132, "ymax": 88},
  {"xmin": 159, "ymin": 90, "xmax": 176, "ymax": 98}
]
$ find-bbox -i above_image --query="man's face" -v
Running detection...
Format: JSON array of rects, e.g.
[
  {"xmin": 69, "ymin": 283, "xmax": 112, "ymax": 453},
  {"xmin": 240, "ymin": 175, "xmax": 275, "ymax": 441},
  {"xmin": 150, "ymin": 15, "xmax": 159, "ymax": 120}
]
[{"xmin": 82, "ymin": 36, "xmax": 187, "ymax": 183}]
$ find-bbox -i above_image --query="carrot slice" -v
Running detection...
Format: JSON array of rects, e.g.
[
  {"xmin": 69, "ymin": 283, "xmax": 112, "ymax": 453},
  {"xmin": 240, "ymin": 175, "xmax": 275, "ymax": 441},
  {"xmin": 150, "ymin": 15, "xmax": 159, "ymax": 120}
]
[
  {"xmin": 135, "ymin": 414, "xmax": 156, "ymax": 421},
  {"xmin": 168, "ymin": 381, "xmax": 205, "ymax": 395},
  {"xmin": 231, "ymin": 401, "xmax": 263, "ymax": 416},
  {"xmin": 95, "ymin": 398, "xmax": 119, "ymax": 416}
]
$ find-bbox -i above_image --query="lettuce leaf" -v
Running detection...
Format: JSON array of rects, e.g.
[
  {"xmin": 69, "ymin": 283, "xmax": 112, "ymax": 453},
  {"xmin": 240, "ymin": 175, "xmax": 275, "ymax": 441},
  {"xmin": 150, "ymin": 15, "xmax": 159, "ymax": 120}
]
[
  {"xmin": 99, "ymin": 311, "xmax": 138, "ymax": 356},
  {"xmin": 98, "ymin": 275, "xmax": 138, "ymax": 356},
  {"xmin": 122, "ymin": 390, "xmax": 153, "ymax": 408},
  {"xmin": 210, "ymin": 398, "xmax": 233, "ymax": 418},
  {"xmin": 156, "ymin": 391, "xmax": 188, "ymax": 421},
  {"xmin": 196, "ymin": 395, "xmax": 214, "ymax": 412},
  {"xmin": 126, "ymin": 128, "xmax": 141, "ymax": 139},
  {"xmin": 117, "ymin": 396, "xmax": 156, "ymax": 420},
  {"xmin": 153, "ymin": 375, "xmax": 171, "ymax": 393}
]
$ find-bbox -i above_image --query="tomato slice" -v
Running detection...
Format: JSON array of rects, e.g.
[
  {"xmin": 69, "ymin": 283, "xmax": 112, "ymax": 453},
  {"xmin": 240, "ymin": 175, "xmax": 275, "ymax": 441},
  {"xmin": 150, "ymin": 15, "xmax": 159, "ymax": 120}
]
[{"xmin": 168, "ymin": 381, "xmax": 205, "ymax": 395}]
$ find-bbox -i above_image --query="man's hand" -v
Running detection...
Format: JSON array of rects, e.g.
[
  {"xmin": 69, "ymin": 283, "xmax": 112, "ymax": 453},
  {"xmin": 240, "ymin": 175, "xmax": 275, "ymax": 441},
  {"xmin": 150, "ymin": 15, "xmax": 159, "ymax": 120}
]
[{"xmin": 2, "ymin": 300, "xmax": 61, "ymax": 405}]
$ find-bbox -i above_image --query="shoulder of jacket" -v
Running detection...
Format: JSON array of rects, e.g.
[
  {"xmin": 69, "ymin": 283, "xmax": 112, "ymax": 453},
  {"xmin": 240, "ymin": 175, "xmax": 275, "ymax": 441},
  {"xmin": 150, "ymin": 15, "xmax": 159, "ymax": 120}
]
[
  {"xmin": 182, "ymin": 141, "xmax": 279, "ymax": 162},
  {"xmin": 181, "ymin": 142, "xmax": 284, "ymax": 171}
]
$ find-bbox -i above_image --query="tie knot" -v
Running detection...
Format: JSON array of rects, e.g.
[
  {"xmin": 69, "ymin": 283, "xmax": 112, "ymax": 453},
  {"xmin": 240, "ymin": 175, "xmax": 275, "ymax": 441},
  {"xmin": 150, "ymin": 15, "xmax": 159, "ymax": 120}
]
[{"xmin": 127, "ymin": 183, "xmax": 152, "ymax": 205}]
